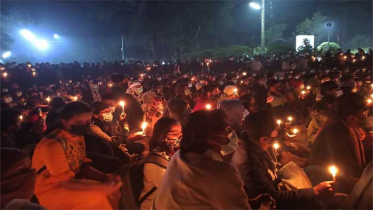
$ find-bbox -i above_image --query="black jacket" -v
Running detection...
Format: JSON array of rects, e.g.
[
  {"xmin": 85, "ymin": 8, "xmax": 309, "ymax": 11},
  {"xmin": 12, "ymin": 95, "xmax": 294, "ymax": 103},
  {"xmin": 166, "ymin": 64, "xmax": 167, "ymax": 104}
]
[{"xmin": 239, "ymin": 140, "xmax": 315, "ymax": 209}]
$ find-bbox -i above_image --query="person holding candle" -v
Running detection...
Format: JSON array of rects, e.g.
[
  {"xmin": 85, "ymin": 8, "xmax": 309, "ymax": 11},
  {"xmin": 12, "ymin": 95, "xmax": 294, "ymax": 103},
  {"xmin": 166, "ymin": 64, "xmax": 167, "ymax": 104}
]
[
  {"xmin": 218, "ymin": 85, "xmax": 238, "ymax": 102},
  {"xmin": 45, "ymin": 97, "xmax": 67, "ymax": 129},
  {"xmin": 309, "ymin": 93, "xmax": 368, "ymax": 193},
  {"xmin": 0, "ymin": 108, "xmax": 22, "ymax": 148},
  {"xmin": 239, "ymin": 110, "xmax": 333, "ymax": 209}
]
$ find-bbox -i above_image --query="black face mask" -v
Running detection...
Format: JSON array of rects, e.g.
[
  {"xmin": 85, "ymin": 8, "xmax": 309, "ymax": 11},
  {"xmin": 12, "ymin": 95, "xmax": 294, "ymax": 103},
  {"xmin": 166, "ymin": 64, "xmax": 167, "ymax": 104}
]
[{"xmin": 69, "ymin": 123, "xmax": 90, "ymax": 136}]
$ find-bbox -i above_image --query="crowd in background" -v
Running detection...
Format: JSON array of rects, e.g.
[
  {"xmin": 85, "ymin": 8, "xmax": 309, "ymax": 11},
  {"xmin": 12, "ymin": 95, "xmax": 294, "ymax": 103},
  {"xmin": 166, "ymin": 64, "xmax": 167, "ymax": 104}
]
[{"xmin": 1, "ymin": 47, "xmax": 372, "ymax": 210}]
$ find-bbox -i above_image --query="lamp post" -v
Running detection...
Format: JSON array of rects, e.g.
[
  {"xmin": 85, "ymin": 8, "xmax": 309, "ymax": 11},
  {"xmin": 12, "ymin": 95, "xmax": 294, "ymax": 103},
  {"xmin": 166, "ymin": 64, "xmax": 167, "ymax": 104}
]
[{"xmin": 250, "ymin": 0, "xmax": 265, "ymax": 54}]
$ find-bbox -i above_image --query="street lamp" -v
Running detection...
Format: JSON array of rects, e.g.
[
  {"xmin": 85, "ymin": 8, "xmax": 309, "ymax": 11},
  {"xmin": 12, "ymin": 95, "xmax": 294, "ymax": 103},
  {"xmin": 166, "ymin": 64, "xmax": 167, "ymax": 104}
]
[{"xmin": 250, "ymin": 0, "xmax": 265, "ymax": 54}]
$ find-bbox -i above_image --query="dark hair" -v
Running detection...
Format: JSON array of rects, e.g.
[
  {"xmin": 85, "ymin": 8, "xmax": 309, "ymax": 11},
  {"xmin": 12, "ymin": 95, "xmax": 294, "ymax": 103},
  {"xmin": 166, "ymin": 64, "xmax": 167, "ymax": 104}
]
[
  {"xmin": 149, "ymin": 118, "xmax": 179, "ymax": 152},
  {"xmin": 320, "ymin": 81, "xmax": 339, "ymax": 96},
  {"xmin": 50, "ymin": 97, "xmax": 66, "ymax": 111},
  {"xmin": 336, "ymin": 93, "xmax": 366, "ymax": 120},
  {"xmin": 102, "ymin": 93, "xmax": 118, "ymax": 101},
  {"xmin": 1, "ymin": 108, "xmax": 21, "ymax": 132},
  {"xmin": 315, "ymin": 95, "xmax": 336, "ymax": 111},
  {"xmin": 239, "ymin": 94, "xmax": 253, "ymax": 110},
  {"xmin": 90, "ymin": 101, "xmax": 109, "ymax": 114},
  {"xmin": 111, "ymin": 74, "xmax": 126, "ymax": 83},
  {"xmin": 60, "ymin": 101, "xmax": 93, "ymax": 121},
  {"xmin": 180, "ymin": 109, "xmax": 228, "ymax": 154},
  {"xmin": 243, "ymin": 110, "xmax": 276, "ymax": 142}
]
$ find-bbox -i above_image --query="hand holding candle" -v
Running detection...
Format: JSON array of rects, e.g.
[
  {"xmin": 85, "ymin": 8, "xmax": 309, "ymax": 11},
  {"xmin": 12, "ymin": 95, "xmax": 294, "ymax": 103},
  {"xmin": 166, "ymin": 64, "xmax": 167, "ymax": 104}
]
[
  {"xmin": 119, "ymin": 101, "xmax": 125, "ymax": 113},
  {"xmin": 293, "ymin": 128, "xmax": 298, "ymax": 136}
]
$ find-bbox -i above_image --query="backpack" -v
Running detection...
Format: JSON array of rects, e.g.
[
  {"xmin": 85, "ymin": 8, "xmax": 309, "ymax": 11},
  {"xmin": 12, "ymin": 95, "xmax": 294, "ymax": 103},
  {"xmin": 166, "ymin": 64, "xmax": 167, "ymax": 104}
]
[{"xmin": 119, "ymin": 152, "xmax": 169, "ymax": 209}]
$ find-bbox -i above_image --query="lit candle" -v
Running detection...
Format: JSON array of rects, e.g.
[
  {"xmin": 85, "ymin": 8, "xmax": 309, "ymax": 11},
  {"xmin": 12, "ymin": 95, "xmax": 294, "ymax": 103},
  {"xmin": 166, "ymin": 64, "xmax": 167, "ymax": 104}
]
[
  {"xmin": 234, "ymin": 88, "xmax": 238, "ymax": 94},
  {"xmin": 293, "ymin": 128, "xmax": 298, "ymax": 136},
  {"xmin": 205, "ymin": 104, "xmax": 212, "ymax": 110},
  {"xmin": 46, "ymin": 97, "xmax": 51, "ymax": 104},
  {"xmin": 367, "ymin": 99, "xmax": 372, "ymax": 104},
  {"xmin": 32, "ymin": 72, "xmax": 36, "ymax": 77},
  {"xmin": 276, "ymin": 119, "xmax": 282, "ymax": 126},
  {"xmin": 119, "ymin": 101, "xmax": 125, "ymax": 113},
  {"xmin": 141, "ymin": 122, "xmax": 148, "ymax": 133},
  {"xmin": 287, "ymin": 116, "xmax": 293, "ymax": 124},
  {"xmin": 343, "ymin": 56, "xmax": 347, "ymax": 60},
  {"xmin": 38, "ymin": 108, "xmax": 43, "ymax": 118},
  {"xmin": 3, "ymin": 72, "xmax": 8, "ymax": 78},
  {"xmin": 370, "ymin": 93, "xmax": 373, "ymax": 99},
  {"xmin": 242, "ymin": 72, "xmax": 247, "ymax": 76},
  {"xmin": 73, "ymin": 96, "xmax": 78, "ymax": 101},
  {"xmin": 353, "ymin": 59, "xmax": 356, "ymax": 63},
  {"xmin": 241, "ymin": 80, "xmax": 243, "ymax": 84},
  {"xmin": 362, "ymin": 56, "xmax": 365, "ymax": 60},
  {"xmin": 273, "ymin": 143, "xmax": 279, "ymax": 153},
  {"xmin": 19, "ymin": 115, "xmax": 23, "ymax": 122},
  {"xmin": 329, "ymin": 165, "xmax": 338, "ymax": 182},
  {"xmin": 301, "ymin": 90, "xmax": 306, "ymax": 95},
  {"xmin": 108, "ymin": 83, "xmax": 113, "ymax": 88},
  {"xmin": 306, "ymin": 86, "xmax": 311, "ymax": 90}
]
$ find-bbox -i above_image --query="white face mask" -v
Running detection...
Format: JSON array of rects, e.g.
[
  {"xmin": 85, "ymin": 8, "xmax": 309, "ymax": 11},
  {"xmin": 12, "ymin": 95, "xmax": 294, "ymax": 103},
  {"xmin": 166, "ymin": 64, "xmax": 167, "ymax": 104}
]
[
  {"xmin": 102, "ymin": 112, "xmax": 113, "ymax": 122},
  {"xmin": 137, "ymin": 87, "xmax": 143, "ymax": 94},
  {"xmin": 188, "ymin": 83, "xmax": 193, "ymax": 88},
  {"xmin": 157, "ymin": 77, "xmax": 162, "ymax": 81},
  {"xmin": 218, "ymin": 81, "xmax": 224, "ymax": 86},
  {"xmin": 294, "ymin": 76, "xmax": 300, "ymax": 79},
  {"xmin": 335, "ymin": 90, "xmax": 343, "ymax": 97},
  {"xmin": 232, "ymin": 80, "xmax": 237, "ymax": 84},
  {"xmin": 221, "ymin": 130, "xmax": 238, "ymax": 156},
  {"xmin": 16, "ymin": 91, "xmax": 22, "ymax": 97},
  {"xmin": 185, "ymin": 89, "xmax": 191, "ymax": 96}
]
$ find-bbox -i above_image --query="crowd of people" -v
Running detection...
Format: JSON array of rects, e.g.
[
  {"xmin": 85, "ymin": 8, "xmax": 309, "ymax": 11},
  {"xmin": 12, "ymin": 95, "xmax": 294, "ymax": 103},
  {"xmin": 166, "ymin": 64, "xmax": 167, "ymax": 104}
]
[{"xmin": 1, "ymin": 47, "xmax": 372, "ymax": 210}]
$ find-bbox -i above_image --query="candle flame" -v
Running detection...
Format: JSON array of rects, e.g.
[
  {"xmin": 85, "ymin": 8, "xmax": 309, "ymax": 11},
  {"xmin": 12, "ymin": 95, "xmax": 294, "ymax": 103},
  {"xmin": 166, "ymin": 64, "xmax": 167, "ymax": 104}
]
[
  {"xmin": 206, "ymin": 104, "xmax": 212, "ymax": 110},
  {"xmin": 119, "ymin": 101, "xmax": 125, "ymax": 107},
  {"xmin": 329, "ymin": 165, "xmax": 337, "ymax": 177},
  {"xmin": 276, "ymin": 119, "xmax": 282, "ymax": 125},
  {"xmin": 73, "ymin": 96, "xmax": 78, "ymax": 101},
  {"xmin": 273, "ymin": 143, "xmax": 279, "ymax": 150},
  {"xmin": 306, "ymin": 86, "xmax": 311, "ymax": 90},
  {"xmin": 301, "ymin": 90, "xmax": 306, "ymax": 95},
  {"xmin": 293, "ymin": 128, "xmax": 298, "ymax": 135},
  {"xmin": 141, "ymin": 122, "xmax": 148, "ymax": 131},
  {"xmin": 287, "ymin": 116, "xmax": 293, "ymax": 121}
]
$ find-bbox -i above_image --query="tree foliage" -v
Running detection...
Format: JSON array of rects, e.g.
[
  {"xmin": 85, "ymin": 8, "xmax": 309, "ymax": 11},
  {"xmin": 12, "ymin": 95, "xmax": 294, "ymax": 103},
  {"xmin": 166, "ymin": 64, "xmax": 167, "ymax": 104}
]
[
  {"xmin": 267, "ymin": 40, "xmax": 294, "ymax": 56},
  {"xmin": 346, "ymin": 35, "xmax": 372, "ymax": 49},
  {"xmin": 316, "ymin": 42, "xmax": 341, "ymax": 55},
  {"xmin": 265, "ymin": 24, "xmax": 287, "ymax": 45},
  {"xmin": 183, "ymin": 45, "xmax": 252, "ymax": 60},
  {"xmin": 296, "ymin": 12, "xmax": 328, "ymax": 46}
]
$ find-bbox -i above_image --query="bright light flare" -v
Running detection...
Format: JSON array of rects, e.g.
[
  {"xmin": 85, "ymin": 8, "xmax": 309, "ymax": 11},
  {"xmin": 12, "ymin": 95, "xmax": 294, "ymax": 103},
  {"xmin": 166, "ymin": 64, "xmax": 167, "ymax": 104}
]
[
  {"xmin": 287, "ymin": 116, "xmax": 293, "ymax": 123},
  {"xmin": 2, "ymin": 72, "xmax": 8, "ymax": 78},
  {"xmin": 2, "ymin": 51, "xmax": 11, "ymax": 59},
  {"xmin": 34, "ymin": 39, "xmax": 49, "ymax": 50},
  {"xmin": 249, "ymin": 2, "xmax": 261, "ymax": 10},
  {"xmin": 205, "ymin": 104, "xmax": 212, "ymax": 110},
  {"xmin": 276, "ymin": 119, "xmax": 282, "ymax": 126},
  {"xmin": 53, "ymin": 34, "xmax": 60, "ymax": 39},
  {"xmin": 301, "ymin": 90, "xmax": 306, "ymax": 95},
  {"xmin": 73, "ymin": 96, "xmax": 78, "ymax": 101},
  {"xmin": 293, "ymin": 128, "xmax": 298, "ymax": 135},
  {"xmin": 20, "ymin": 29, "xmax": 36, "ymax": 41},
  {"xmin": 306, "ymin": 86, "xmax": 311, "ymax": 90}
]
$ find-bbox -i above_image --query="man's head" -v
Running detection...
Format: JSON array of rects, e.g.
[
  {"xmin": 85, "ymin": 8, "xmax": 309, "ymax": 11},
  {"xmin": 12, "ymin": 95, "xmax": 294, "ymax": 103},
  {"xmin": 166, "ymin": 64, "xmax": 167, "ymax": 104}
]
[
  {"xmin": 91, "ymin": 102, "xmax": 113, "ymax": 123},
  {"xmin": 337, "ymin": 93, "xmax": 367, "ymax": 128}
]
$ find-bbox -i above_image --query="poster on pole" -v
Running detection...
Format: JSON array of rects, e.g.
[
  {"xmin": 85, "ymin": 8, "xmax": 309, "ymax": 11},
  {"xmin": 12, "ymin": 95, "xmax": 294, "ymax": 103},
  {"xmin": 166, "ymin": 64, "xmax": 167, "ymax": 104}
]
[{"xmin": 296, "ymin": 35, "xmax": 315, "ymax": 51}]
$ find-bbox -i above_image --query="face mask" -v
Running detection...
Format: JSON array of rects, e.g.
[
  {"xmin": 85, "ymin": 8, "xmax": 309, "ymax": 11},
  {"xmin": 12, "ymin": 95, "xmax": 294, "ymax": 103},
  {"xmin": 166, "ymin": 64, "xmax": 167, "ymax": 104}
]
[
  {"xmin": 165, "ymin": 137, "xmax": 181, "ymax": 148},
  {"xmin": 102, "ymin": 112, "xmax": 113, "ymax": 122},
  {"xmin": 69, "ymin": 123, "xmax": 90, "ymax": 136},
  {"xmin": 218, "ymin": 81, "xmax": 224, "ymax": 86},
  {"xmin": 16, "ymin": 91, "xmax": 22, "ymax": 97},
  {"xmin": 188, "ymin": 83, "xmax": 193, "ymax": 88},
  {"xmin": 65, "ymin": 83, "xmax": 70, "ymax": 87},
  {"xmin": 137, "ymin": 87, "xmax": 143, "ymax": 94},
  {"xmin": 252, "ymin": 74, "xmax": 257, "ymax": 77},
  {"xmin": 185, "ymin": 89, "xmax": 191, "ymax": 96},
  {"xmin": 183, "ymin": 74, "xmax": 188, "ymax": 78},
  {"xmin": 57, "ymin": 92, "xmax": 62, "ymax": 97},
  {"xmin": 157, "ymin": 77, "xmax": 162, "ymax": 81},
  {"xmin": 335, "ymin": 90, "xmax": 343, "ymax": 97},
  {"xmin": 221, "ymin": 130, "xmax": 238, "ymax": 156},
  {"xmin": 4, "ymin": 97, "xmax": 12, "ymax": 104},
  {"xmin": 93, "ymin": 84, "xmax": 98, "ymax": 89},
  {"xmin": 110, "ymin": 106, "xmax": 116, "ymax": 113},
  {"xmin": 294, "ymin": 76, "xmax": 300, "ymax": 79},
  {"xmin": 232, "ymin": 80, "xmax": 237, "ymax": 84}
]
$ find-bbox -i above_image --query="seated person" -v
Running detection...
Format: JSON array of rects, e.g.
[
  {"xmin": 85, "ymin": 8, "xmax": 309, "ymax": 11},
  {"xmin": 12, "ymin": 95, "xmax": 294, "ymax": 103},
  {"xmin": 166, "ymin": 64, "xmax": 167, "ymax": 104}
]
[
  {"xmin": 1, "ymin": 147, "xmax": 41, "ymax": 209},
  {"xmin": 140, "ymin": 118, "xmax": 182, "ymax": 210},
  {"xmin": 32, "ymin": 101, "xmax": 121, "ymax": 209},
  {"xmin": 239, "ymin": 110, "xmax": 333, "ymax": 209},
  {"xmin": 46, "ymin": 97, "xmax": 66, "ymax": 129}
]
